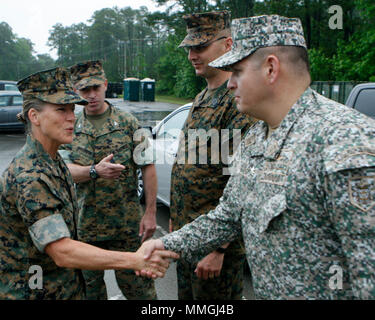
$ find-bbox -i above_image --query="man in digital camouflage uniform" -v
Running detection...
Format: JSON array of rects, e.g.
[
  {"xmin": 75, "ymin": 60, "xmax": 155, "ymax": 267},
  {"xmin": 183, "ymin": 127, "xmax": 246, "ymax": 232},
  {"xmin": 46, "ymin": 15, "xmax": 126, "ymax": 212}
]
[
  {"xmin": 59, "ymin": 61, "xmax": 157, "ymax": 300},
  {"xmin": 170, "ymin": 11, "xmax": 256, "ymax": 300},
  {"xmin": 142, "ymin": 15, "xmax": 375, "ymax": 299}
]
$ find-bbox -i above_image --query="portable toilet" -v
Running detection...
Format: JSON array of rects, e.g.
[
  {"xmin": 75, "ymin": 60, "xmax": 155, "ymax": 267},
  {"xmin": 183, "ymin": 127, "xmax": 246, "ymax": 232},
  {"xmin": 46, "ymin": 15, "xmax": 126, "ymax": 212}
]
[
  {"xmin": 141, "ymin": 78, "xmax": 156, "ymax": 102},
  {"xmin": 124, "ymin": 78, "xmax": 140, "ymax": 101}
]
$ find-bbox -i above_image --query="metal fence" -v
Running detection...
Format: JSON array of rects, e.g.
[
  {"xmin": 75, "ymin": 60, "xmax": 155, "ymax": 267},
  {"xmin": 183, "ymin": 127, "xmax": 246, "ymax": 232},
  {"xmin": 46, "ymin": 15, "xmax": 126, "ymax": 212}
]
[
  {"xmin": 106, "ymin": 81, "xmax": 364, "ymax": 104},
  {"xmin": 310, "ymin": 81, "xmax": 365, "ymax": 105}
]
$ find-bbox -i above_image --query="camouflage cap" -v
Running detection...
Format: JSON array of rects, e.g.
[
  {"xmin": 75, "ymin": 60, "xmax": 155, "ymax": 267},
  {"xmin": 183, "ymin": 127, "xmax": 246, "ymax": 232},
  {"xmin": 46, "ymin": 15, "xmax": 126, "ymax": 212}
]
[
  {"xmin": 209, "ymin": 15, "xmax": 307, "ymax": 70},
  {"xmin": 70, "ymin": 60, "xmax": 107, "ymax": 90},
  {"xmin": 179, "ymin": 10, "xmax": 231, "ymax": 48},
  {"xmin": 17, "ymin": 67, "xmax": 88, "ymax": 106}
]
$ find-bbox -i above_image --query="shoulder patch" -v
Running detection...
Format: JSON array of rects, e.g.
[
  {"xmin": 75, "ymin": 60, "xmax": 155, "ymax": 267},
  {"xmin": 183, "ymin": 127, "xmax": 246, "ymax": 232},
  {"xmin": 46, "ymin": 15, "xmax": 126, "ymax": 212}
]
[{"xmin": 349, "ymin": 175, "xmax": 375, "ymax": 212}]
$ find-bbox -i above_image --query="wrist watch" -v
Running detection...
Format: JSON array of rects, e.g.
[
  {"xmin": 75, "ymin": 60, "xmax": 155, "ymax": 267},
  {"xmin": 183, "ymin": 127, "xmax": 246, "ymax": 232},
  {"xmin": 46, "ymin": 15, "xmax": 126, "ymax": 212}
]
[
  {"xmin": 215, "ymin": 247, "xmax": 227, "ymax": 254},
  {"xmin": 89, "ymin": 164, "xmax": 99, "ymax": 180}
]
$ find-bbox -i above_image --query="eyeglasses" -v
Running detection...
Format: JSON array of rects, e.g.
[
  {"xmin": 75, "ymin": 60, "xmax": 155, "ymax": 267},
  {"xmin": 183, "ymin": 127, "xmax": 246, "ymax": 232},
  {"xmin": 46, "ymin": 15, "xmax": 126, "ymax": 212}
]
[{"xmin": 184, "ymin": 36, "xmax": 227, "ymax": 53}]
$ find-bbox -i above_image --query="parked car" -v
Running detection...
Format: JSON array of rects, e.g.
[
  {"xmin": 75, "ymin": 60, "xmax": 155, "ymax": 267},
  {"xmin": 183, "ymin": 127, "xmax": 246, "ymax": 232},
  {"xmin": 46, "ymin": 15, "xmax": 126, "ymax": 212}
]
[
  {"xmin": 0, "ymin": 91, "xmax": 24, "ymax": 131},
  {"xmin": 345, "ymin": 82, "xmax": 375, "ymax": 119},
  {"xmin": 137, "ymin": 103, "xmax": 192, "ymax": 205},
  {"xmin": 0, "ymin": 80, "xmax": 19, "ymax": 92}
]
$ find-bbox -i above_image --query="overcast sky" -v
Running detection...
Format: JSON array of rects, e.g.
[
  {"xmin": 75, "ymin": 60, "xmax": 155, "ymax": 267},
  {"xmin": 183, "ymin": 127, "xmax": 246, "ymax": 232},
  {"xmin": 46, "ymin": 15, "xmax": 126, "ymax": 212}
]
[{"xmin": 1, "ymin": 0, "xmax": 163, "ymax": 59}]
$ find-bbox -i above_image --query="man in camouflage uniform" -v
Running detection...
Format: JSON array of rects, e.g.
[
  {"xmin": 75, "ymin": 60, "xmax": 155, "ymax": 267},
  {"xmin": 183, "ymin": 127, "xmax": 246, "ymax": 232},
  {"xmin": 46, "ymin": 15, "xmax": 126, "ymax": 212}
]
[
  {"xmin": 170, "ymin": 11, "xmax": 256, "ymax": 300},
  {"xmin": 59, "ymin": 61, "xmax": 157, "ymax": 300},
  {"xmin": 142, "ymin": 15, "xmax": 375, "ymax": 299}
]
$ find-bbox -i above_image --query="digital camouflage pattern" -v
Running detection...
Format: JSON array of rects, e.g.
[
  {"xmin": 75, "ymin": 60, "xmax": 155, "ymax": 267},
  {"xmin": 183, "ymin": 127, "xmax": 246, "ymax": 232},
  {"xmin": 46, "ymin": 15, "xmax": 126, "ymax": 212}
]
[
  {"xmin": 209, "ymin": 15, "xmax": 307, "ymax": 70},
  {"xmin": 60, "ymin": 103, "xmax": 152, "ymax": 242},
  {"xmin": 0, "ymin": 135, "xmax": 85, "ymax": 300},
  {"xmin": 163, "ymin": 88, "xmax": 375, "ymax": 300},
  {"xmin": 170, "ymin": 80, "xmax": 257, "ymax": 299},
  {"xmin": 17, "ymin": 67, "xmax": 88, "ymax": 107},
  {"xmin": 179, "ymin": 11, "xmax": 231, "ymax": 48},
  {"xmin": 70, "ymin": 60, "xmax": 107, "ymax": 90}
]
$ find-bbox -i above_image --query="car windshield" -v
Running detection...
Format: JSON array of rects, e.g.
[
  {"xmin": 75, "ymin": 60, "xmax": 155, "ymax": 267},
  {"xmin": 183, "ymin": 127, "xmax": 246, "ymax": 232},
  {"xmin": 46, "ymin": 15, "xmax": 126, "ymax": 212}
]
[
  {"xmin": 0, "ymin": 95, "xmax": 23, "ymax": 107},
  {"xmin": 354, "ymin": 88, "xmax": 375, "ymax": 119},
  {"xmin": 4, "ymin": 84, "xmax": 18, "ymax": 91},
  {"xmin": 157, "ymin": 108, "xmax": 190, "ymax": 139},
  {"xmin": 0, "ymin": 96, "xmax": 11, "ymax": 106},
  {"xmin": 12, "ymin": 96, "xmax": 23, "ymax": 106}
]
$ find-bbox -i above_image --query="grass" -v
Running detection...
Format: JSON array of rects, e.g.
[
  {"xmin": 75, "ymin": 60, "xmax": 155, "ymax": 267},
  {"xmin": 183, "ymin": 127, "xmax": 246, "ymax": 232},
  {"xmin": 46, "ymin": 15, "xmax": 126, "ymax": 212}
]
[{"xmin": 155, "ymin": 95, "xmax": 192, "ymax": 105}]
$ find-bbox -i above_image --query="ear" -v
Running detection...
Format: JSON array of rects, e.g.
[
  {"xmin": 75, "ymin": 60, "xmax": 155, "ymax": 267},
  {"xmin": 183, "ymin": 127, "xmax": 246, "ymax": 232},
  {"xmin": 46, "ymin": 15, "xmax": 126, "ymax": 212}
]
[
  {"xmin": 225, "ymin": 37, "xmax": 233, "ymax": 53},
  {"xmin": 104, "ymin": 79, "xmax": 108, "ymax": 92},
  {"xmin": 28, "ymin": 108, "xmax": 40, "ymax": 126},
  {"xmin": 264, "ymin": 54, "xmax": 280, "ymax": 85}
]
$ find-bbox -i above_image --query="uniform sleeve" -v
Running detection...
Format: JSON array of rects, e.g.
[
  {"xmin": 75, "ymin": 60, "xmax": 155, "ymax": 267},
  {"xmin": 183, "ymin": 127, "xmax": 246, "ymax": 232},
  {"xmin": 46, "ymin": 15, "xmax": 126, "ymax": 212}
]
[
  {"xmin": 15, "ymin": 174, "xmax": 71, "ymax": 253},
  {"xmin": 324, "ymin": 149, "xmax": 375, "ymax": 299},
  {"xmin": 162, "ymin": 169, "xmax": 243, "ymax": 263}
]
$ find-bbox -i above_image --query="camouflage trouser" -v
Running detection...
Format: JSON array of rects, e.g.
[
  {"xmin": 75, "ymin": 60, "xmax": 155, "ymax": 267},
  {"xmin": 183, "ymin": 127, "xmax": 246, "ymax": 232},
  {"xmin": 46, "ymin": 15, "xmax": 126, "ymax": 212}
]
[
  {"xmin": 82, "ymin": 239, "xmax": 157, "ymax": 300},
  {"xmin": 176, "ymin": 249, "xmax": 245, "ymax": 300}
]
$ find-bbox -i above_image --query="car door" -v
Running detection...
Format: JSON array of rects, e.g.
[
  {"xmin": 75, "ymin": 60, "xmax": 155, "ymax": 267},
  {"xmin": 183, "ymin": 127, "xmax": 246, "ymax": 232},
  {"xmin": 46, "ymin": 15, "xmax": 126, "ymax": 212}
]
[
  {"xmin": 0, "ymin": 95, "xmax": 11, "ymax": 125},
  {"xmin": 8, "ymin": 95, "xmax": 23, "ymax": 125},
  {"xmin": 154, "ymin": 107, "xmax": 191, "ymax": 206}
]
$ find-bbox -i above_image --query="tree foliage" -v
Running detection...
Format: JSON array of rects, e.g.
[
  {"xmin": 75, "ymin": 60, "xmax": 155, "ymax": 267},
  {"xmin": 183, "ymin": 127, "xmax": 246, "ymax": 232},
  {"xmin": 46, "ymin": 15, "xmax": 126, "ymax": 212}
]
[{"xmin": 0, "ymin": 22, "xmax": 55, "ymax": 81}]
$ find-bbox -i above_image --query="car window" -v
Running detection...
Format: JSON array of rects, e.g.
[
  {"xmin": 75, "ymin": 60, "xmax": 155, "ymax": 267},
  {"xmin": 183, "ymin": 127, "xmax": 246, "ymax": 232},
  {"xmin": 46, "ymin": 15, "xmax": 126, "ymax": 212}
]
[
  {"xmin": 4, "ymin": 84, "xmax": 18, "ymax": 91},
  {"xmin": 157, "ymin": 108, "xmax": 190, "ymax": 139},
  {"xmin": 0, "ymin": 96, "xmax": 11, "ymax": 106},
  {"xmin": 354, "ymin": 88, "xmax": 375, "ymax": 118},
  {"xmin": 12, "ymin": 96, "xmax": 23, "ymax": 106}
]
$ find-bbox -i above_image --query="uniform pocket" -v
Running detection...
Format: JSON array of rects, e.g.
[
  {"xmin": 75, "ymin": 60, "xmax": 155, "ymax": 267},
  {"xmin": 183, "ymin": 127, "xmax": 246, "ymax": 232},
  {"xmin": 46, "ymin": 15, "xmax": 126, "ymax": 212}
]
[
  {"xmin": 257, "ymin": 193, "xmax": 287, "ymax": 234},
  {"xmin": 244, "ymin": 192, "xmax": 287, "ymax": 236}
]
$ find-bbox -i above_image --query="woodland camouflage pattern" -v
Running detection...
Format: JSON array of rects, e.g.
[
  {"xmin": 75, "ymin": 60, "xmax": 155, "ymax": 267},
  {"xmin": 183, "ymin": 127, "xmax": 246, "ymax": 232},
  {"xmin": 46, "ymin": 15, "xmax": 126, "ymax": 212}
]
[
  {"xmin": 59, "ymin": 103, "xmax": 152, "ymax": 242},
  {"xmin": 162, "ymin": 88, "xmax": 375, "ymax": 300},
  {"xmin": 0, "ymin": 136, "xmax": 84, "ymax": 300},
  {"xmin": 70, "ymin": 60, "xmax": 107, "ymax": 90},
  {"xmin": 170, "ymin": 80, "xmax": 257, "ymax": 299},
  {"xmin": 209, "ymin": 15, "xmax": 307, "ymax": 70},
  {"xmin": 17, "ymin": 67, "xmax": 87, "ymax": 106},
  {"xmin": 179, "ymin": 10, "xmax": 231, "ymax": 48}
]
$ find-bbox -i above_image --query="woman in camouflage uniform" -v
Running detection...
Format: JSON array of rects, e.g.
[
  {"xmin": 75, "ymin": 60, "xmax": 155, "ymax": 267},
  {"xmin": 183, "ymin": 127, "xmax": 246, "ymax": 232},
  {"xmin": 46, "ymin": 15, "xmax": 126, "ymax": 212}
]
[{"xmin": 0, "ymin": 68, "xmax": 177, "ymax": 300}]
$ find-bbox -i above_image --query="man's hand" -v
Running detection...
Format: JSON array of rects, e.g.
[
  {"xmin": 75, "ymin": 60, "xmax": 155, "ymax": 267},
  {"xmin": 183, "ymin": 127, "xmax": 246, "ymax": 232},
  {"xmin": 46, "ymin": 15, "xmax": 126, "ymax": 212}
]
[
  {"xmin": 95, "ymin": 154, "xmax": 125, "ymax": 179},
  {"xmin": 139, "ymin": 211, "xmax": 157, "ymax": 243},
  {"xmin": 134, "ymin": 240, "xmax": 179, "ymax": 279},
  {"xmin": 195, "ymin": 251, "xmax": 224, "ymax": 280}
]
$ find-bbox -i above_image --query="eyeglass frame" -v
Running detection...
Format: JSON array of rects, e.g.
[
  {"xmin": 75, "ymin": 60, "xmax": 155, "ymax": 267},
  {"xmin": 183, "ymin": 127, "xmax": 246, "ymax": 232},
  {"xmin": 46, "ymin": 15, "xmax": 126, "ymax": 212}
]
[{"xmin": 183, "ymin": 36, "xmax": 228, "ymax": 53}]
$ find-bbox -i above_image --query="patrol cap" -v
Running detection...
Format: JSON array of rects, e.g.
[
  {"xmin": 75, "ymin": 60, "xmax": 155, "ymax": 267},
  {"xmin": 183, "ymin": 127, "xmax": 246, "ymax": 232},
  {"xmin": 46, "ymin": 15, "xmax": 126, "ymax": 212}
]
[
  {"xmin": 209, "ymin": 15, "xmax": 307, "ymax": 70},
  {"xmin": 179, "ymin": 10, "xmax": 231, "ymax": 48},
  {"xmin": 70, "ymin": 60, "xmax": 107, "ymax": 90},
  {"xmin": 17, "ymin": 67, "xmax": 88, "ymax": 106}
]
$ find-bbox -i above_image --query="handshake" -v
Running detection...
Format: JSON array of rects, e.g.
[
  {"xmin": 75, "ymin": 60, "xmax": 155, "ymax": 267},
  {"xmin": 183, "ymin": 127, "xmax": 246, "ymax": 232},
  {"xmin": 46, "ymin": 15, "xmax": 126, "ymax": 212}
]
[{"xmin": 134, "ymin": 239, "xmax": 178, "ymax": 279}]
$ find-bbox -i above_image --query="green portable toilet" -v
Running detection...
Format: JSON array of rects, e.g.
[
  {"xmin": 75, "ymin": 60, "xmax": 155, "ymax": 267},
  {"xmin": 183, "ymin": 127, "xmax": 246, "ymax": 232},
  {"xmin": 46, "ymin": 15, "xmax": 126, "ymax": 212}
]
[
  {"xmin": 141, "ymin": 78, "xmax": 155, "ymax": 102},
  {"xmin": 124, "ymin": 78, "xmax": 140, "ymax": 101}
]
